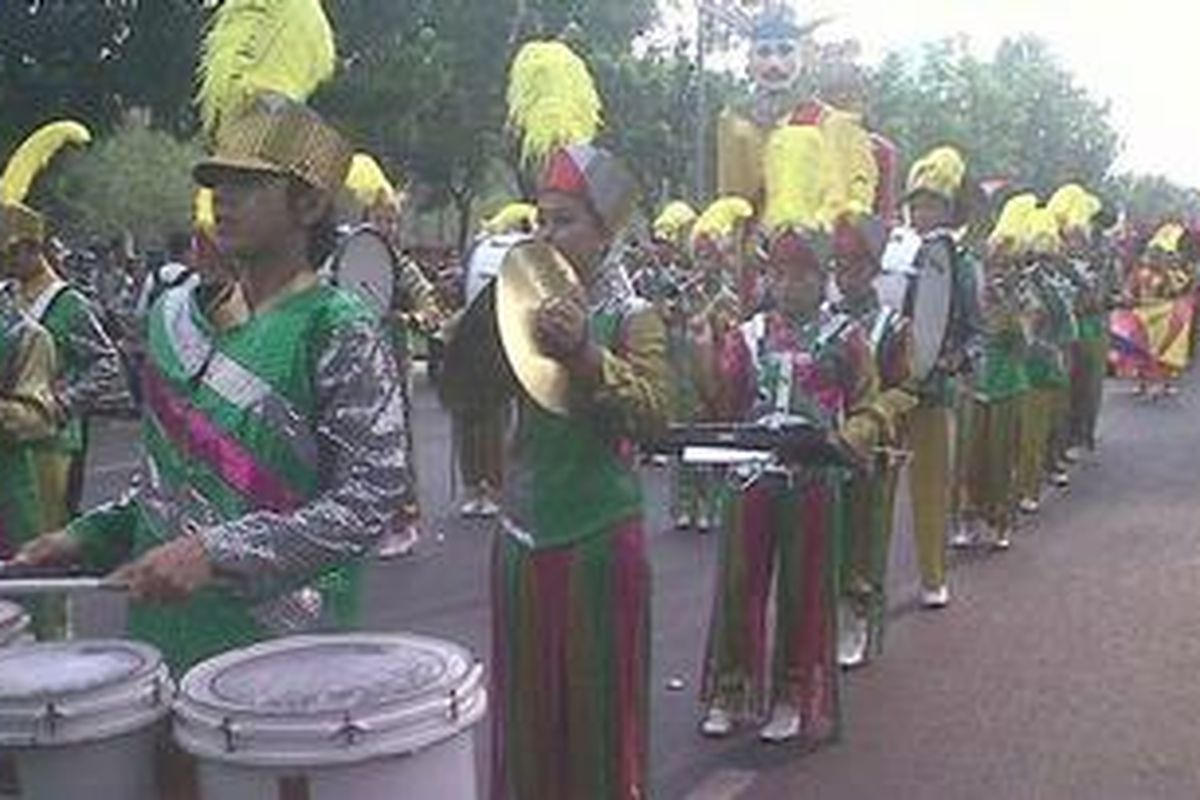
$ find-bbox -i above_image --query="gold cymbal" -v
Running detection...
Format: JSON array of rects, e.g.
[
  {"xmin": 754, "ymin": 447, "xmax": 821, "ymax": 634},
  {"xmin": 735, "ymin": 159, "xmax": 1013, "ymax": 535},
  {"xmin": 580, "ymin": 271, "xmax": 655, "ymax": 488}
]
[{"xmin": 494, "ymin": 240, "xmax": 580, "ymax": 416}]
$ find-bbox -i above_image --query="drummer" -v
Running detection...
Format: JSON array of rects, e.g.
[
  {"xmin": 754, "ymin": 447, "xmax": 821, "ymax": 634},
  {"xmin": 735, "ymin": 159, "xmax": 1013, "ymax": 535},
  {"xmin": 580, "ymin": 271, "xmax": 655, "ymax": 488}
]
[
  {"xmin": 697, "ymin": 125, "xmax": 879, "ymax": 743},
  {"xmin": 16, "ymin": 96, "xmax": 409, "ymax": 674},
  {"xmin": 900, "ymin": 146, "xmax": 984, "ymax": 609}
]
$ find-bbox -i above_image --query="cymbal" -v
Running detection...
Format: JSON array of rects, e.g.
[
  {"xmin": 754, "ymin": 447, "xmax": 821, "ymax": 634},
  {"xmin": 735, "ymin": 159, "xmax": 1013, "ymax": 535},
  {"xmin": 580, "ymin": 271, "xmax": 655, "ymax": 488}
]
[{"xmin": 494, "ymin": 240, "xmax": 580, "ymax": 416}]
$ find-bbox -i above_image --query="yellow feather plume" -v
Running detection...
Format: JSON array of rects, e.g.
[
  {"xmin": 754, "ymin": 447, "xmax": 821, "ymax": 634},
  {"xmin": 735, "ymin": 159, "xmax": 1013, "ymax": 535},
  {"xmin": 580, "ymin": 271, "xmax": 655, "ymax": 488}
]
[
  {"xmin": 1047, "ymin": 183, "xmax": 1101, "ymax": 233},
  {"xmin": 506, "ymin": 41, "xmax": 602, "ymax": 167},
  {"xmin": 197, "ymin": 0, "xmax": 336, "ymax": 137},
  {"xmin": 345, "ymin": 153, "xmax": 399, "ymax": 209},
  {"xmin": 691, "ymin": 197, "xmax": 753, "ymax": 248},
  {"xmin": 762, "ymin": 126, "xmax": 828, "ymax": 235},
  {"xmin": 1022, "ymin": 205, "xmax": 1062, "ymax": 256},
  {"xmin": 482, "ymin": 202, "xmax": 539, "ymax": 235},
  {"xmin": 819, "ymin": 109, "xmax": 878, "ymax": 225},
  {"xmin": 653, "ymin": 201, "xmax": 699, "ymax": 242},
  {"xmin": 987, "ymin": 193, "xmax": 1038, "ymax": 255},
  {"xmin": 0, "ymin": 120, "xmax": 92, "ymax": 205},
  {"xmin": 194, "ymin": 188, "xmax": 216, "ymax": 233},
  {"xmin": 906, "ymin": 145, "xmax": 965, "ymax": 201},
  {"xmin": 1148, "ymin": 222, "xmax": 1186, "ymax": 255}
]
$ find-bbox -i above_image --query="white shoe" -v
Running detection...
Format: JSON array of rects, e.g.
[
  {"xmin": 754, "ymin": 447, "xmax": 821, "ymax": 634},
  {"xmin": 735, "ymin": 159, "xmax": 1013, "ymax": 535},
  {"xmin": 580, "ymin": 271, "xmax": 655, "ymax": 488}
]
[
  {"xmin": 837, "ymin": 607, "xmax": 869, "ymax": 669},
  {"xmin": 674, "ymin": 514, "xmax": 693, "ymax": 530},
  {"xmin": 990, "ymin": 528, "xmax": 1011, "ymax": 551},
  {"xmin": 1064, "ymin": 446, "xmax": 1083, "ymax": 464},
  {"xmin": 700, "ymin": 707, "xmax": 733, "ymax": 738},
  {"xmin": 378, "ymin": 525, "xmax": 419, "ymax": 559},
  {"xmin": 920, "ymin": 585, "xmax": 949, "ymax": 609},
  {"xmin": 950, "ymin": 521, "xmax": 978, "ymax": 549},
  {"xmin": 475, "ymin": 497, "xmax": 500, "ymax": 518},
  {"xmin": 459, "ymin": 498, "xmax": 480, "ymax": 517},
  {"xmin": 695, "ymin": 515, "xmax": 712, "ymax": 532},
  {"xmin": 1051, "ymin": 470, "xmax": 1070, "ymax": 488},
  {"xmin": 759, "ymin": 703, "xmax": 801, "ymax": 743},
  {"xmin": 1019, "ymin": 497, "xmax": 1040, "ymax": 514}
]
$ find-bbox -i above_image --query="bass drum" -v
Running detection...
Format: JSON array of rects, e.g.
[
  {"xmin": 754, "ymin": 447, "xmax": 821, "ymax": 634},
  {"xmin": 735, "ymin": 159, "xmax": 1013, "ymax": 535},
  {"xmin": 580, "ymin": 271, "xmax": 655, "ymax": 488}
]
[
  {"xmin": 327, "ymin": 225, "xmax": 398, "ymax": 318},
  {"xmin": 875, "ymin": 227, "xmax": 953, "ymax": 381}
]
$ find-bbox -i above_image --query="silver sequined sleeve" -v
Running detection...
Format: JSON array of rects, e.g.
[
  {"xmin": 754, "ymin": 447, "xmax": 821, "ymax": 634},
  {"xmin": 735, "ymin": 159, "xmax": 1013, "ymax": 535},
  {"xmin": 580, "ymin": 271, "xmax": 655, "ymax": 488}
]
[
  {"xmin": 198, "ymin": 320, "xmax": 409, "ymax": 597},
  {"xmin": 58, "ymin": 297, "xmax": 132, "ymax": 416}
]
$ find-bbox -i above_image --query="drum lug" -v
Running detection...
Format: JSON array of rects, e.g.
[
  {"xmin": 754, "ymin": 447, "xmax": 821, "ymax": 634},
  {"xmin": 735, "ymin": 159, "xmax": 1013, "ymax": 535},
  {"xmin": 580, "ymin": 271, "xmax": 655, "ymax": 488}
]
[
  {"xmin": 38, "ymin": 701, "xmax": 64, "ymax": 738},
  {"xmin": 220, "ymin": 716, "xmax": 240, "ymax": 753},
  {"xmin": 449, "ymin": 688, "xmax": 460, "ymax": 723},
  {"xmin": 334, "ymin": 712, "xmax": 369, "ymax": 746}
]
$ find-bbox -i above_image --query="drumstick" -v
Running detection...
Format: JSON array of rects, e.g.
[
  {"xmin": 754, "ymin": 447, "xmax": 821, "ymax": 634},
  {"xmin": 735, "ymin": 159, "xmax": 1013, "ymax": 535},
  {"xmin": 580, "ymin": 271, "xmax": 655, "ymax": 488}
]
[{"xmin": 0, "ymin": 577, "xmax": 128, "ymax": 596}]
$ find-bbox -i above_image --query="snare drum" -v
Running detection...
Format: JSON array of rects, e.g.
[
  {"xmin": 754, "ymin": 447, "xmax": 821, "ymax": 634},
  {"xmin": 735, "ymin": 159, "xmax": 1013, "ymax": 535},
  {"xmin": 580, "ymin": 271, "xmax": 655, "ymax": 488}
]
[
  {"xmin": 174, "ymin": 633, "xmax": 487, "ymax": 800},
  {"xmin": 0, "ymin": 639, "xmax": 172, "ymax": 800},
  {"xmin": 0, "ymin": 602, "xmax": 28, "ymax": 648},
  {"xmin": 465, "ymin": 233, "xmax": 529, "ymax": 307}
]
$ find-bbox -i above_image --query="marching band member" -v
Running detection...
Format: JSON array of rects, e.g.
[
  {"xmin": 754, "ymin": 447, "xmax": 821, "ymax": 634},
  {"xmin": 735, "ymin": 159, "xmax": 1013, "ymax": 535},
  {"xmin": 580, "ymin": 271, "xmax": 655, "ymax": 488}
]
[
  {"xmin": 698, "ymin": 125, "xmax": 878, "ymax": 742},
  {"xmin": 0, "ymin": 122, "xmax": 130, "ymax": 532},
  {"xmin": 451, "ymin": 202, "xmax": 538, "ymax": 519},
  {"xmin": 671, "ymin": 197, "xmax": 751, "ymax": 532},
  {"xmin": 482, "ymin": 40, "xmax": 668, "ymax": 800},
  {"xmin": 0, "ymin": 274, "xmax": 61, "ymax": 637},
  {"xmin": 953, "ymin": 194, "xmax": 1036, "ymax": 550},
  {"xmin": 901, "ymin": 146, "xmax": 984, "ymax": 608},
  {"xmin": 1048, "ymin": 185, "xmax": 1110, "ymax": 457},
  {"xmin": 1016, "ymin": 206, "xmax": 1074, "ymax": 513},
  {"xmin": 345, "ymin": 152, "xmax": 440, "ymax": 556},
  {"xmin": 17, "ymin": 0, "xmax": 408, "ymax": 675},
  {"xmin": 831, "ymin": 207, "xmax": 915, "ymax": 667}
]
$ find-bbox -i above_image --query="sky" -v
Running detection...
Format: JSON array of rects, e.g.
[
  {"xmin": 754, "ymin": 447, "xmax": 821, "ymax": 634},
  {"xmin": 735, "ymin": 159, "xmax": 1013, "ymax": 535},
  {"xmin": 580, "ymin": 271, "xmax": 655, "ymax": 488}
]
[{"xmin": 659, "ymin": 1, "xmax": 1200, "ymax": 187}]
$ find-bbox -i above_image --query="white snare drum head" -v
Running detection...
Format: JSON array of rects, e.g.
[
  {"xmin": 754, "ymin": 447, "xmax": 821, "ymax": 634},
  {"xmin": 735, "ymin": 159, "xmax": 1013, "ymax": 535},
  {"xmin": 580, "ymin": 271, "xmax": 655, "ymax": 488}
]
[
  {"xmin": 175, "ymin": 633, "xmax": 487, "ymax": 767},
  {"xmin": 0, "ymin": 640, "xmax": 171, "ymax": 746},
  {"xmin": 332, "ymin": 227, "xmax": 396, "ymax": 317},
  {"xmin": 466, "ymin": 233, "xmax": 529, "ymax": 307},
  {"xmin": 881, "ymin": 226, "xmax": 922, "ymax": 276},
  {"xmin": 0, "ymin": 600, "xmax": 28, "ymax": 646}
]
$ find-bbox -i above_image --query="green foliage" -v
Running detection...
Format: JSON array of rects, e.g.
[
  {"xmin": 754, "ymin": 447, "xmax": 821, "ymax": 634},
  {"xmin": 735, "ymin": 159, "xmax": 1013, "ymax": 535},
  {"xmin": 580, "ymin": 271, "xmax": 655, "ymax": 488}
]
[
  {"xmin": 1105, "ymin": 173, "xmax": 1200, "ymax": 225},
  {"xmin": 868, "ymin": 35, "xmax": 1120, "ymax": 195},
  {"xmin": 48, "ymin": 123, "xmax": 202, "ymax": 246}
]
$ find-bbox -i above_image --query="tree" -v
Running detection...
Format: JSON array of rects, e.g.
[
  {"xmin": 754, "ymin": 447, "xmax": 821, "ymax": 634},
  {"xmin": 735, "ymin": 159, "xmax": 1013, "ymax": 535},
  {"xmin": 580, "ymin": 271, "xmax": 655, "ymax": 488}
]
[{"xmin": 48, "ymin": 120, "xmax": 203, "ymax": 246}]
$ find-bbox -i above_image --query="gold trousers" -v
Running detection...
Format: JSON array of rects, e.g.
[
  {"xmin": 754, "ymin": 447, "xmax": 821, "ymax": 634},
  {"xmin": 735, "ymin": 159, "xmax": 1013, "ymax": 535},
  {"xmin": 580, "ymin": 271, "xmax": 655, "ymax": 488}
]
[{"xmin": 908, "ymin": 403, "xmax": 949, "ymax": 590}]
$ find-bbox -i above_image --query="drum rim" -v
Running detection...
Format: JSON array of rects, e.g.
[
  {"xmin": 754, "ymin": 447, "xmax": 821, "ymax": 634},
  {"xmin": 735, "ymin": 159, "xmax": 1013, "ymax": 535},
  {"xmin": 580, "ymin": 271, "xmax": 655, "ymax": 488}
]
[
  {"xmin": 329, "ymin": 223, "xmax": 398, "ymax": 315},
  {"xmin": 173, "ymin": 633, "xmax": 487, "ymax": 766},
  {"xmin": 0, "ymin": 639, "xmax": 164, "ymax": 701}
]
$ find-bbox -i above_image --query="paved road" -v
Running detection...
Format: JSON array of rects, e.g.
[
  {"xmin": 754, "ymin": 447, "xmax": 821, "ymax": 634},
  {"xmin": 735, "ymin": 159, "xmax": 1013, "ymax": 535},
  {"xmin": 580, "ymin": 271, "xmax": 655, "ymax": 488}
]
[{"xmin": 75, "ymin": 370, "xmax": 1194, "ymax": 799}]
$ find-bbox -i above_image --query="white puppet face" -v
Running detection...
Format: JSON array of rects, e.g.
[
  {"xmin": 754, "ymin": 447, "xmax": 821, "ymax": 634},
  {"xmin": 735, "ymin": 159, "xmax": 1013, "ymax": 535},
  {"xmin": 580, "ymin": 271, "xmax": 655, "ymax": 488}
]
[{"xmin": 749, "ymin": 34, "xmax": 804, "ymax": 93}]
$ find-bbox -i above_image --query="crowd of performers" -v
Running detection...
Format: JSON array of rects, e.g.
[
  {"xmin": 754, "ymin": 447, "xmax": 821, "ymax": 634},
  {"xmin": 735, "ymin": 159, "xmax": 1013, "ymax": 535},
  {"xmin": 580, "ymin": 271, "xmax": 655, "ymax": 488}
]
[{"xmin": 0, "ymin": 1, "xmax": 1199, "ymax": 799}]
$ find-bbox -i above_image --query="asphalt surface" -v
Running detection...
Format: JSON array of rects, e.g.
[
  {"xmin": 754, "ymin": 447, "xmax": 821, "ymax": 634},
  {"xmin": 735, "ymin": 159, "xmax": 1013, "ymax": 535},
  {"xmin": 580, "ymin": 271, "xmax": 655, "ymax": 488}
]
[{"xmin": 75, "ymin": 370, "xmax": 1195, "ymax": 799}]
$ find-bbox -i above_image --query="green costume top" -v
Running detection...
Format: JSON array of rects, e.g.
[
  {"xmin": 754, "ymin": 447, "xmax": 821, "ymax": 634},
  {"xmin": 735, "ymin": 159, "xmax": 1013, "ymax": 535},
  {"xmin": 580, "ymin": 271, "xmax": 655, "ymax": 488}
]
[
  {"xmin": 1024, "ymin": 265, "xmax": 1077, "ymax": 389},
  {"xmin": 68, "ymin": 278, "xmax": 408, "ymax": 673},
  {"xmin": 0, "ymin": 283, "xmax": 59, "ymax": 555},
  {"xmin": 502, "ymin": 275, "xmax": 669, "ymax": 551},
  {"xmin": 24, "ymin": 274, "xmax": 128, "ymax": 453}
]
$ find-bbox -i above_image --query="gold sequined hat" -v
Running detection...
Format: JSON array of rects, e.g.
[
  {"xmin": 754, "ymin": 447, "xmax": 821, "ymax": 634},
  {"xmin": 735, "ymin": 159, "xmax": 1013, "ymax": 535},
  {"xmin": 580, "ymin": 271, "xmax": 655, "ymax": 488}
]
[
  {"xmin": 193, "ymin": 96, "xmax": 353, "ymax": 193},
  {"xmin": 0, "ymin": 202, "xmax": 46, "ymax": 249}
]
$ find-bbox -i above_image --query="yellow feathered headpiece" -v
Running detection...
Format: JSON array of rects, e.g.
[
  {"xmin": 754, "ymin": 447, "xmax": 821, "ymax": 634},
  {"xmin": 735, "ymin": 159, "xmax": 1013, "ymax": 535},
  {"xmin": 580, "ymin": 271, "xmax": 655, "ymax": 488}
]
[
  {"xmin": 196, "ymin": 0, "xmax": 336, "ymax": 139},
  {"xmin": 905, "ymin": 145, "xmax": 965, "ymax": 203},
  {"xmin": 482, "ymin": 202, "xmax": 539, "ymax": 235},
  {"xmin": 691, "ymin": 196, "xmax": 753, "ymax": 251},
  {"xmin": 506, "ymin": 40, "xmax": 603, "ymax": 168},
  {"xmin": 1047, "ymin": 183, "xmax": 1101, "ymax": 234},
  {"xmin": 194, "ymin": 188, "xmax": 216, "ymax": 233},
  {"xmin": 652, "ymin": 201, "xmax": 699, "ymax": 244},
  {"xmin": 345, "ymin": 153, "xmax": 400, "ymax": 209},
  {"xmin": 762, "ymin": 126, "xmax": 828, "ymax": 236},
  {"xmin": 1147, "ymin": 222, "xmax": 1186, "ymax": 255},
  {"xmin": 819, "ymin": 109, "xmax": 878, "ymax": 226},
  {"xmin": 1022, "ymin": 205, "xmax": 1062, "ymax": 257},
  {"xmin": 987, "ymin": 193, "xmax": 1038, "ymax": 257},
  {"xmin": 0, "ymin": 120, "xmax": 92, "ymax": 206}
]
